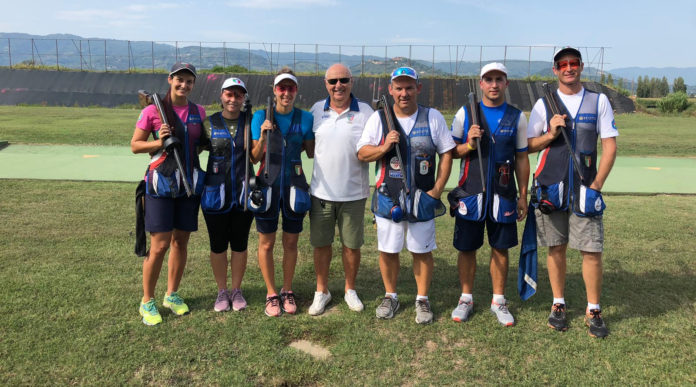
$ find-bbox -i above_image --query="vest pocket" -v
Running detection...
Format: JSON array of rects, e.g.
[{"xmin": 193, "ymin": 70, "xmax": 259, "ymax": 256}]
[
  {"xmin": 192, "ymin": 167, "xmax": 206, "ymax": 196},
  {"xmin": 371, "ymin": 187, "xmax": 404, "ymax": 223},
  {"xmin": 146, "ymin": 168, "xmax": 181, "ymax": 198},
  {"xmin": 491, "ymin": 193, "xmax": 517, "ymax": 223},
  {"xmin": 574, "ymin": 185, "xmax": 605, "ymax": 217},
  {"xmin": 411, "ymin": 189, "xmax": 446, "ymax": 222},
  {"xmin": 287, "ymin": 185, "xmax": 311, "ymax": 216},
  {"xmin": 201, "ymin": 182, "xmax": 226, "ymax": 212},
  {"xmin": 247, "ymin": 186, "xmax": 273, "ymax": 214},
  {"xmin": 533, "ymin": 181, "xmax": 566, "ymax": 213}
]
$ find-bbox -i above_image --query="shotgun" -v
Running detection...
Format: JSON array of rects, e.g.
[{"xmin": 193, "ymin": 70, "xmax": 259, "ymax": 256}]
[
  {"xmin": 467, "ymin": 92, "xmax": 487, "ymax": 193},
  {"xmin": 137, "ymin": 90, "xmax": 193, "ymax": 197},
  {"xmin": 243, "ymin": 96, "xmax": 252, "ymax": 211},
  {"xmin": 379, "ymin": 94, "xmax": 409, "ymax": 195},
  {"xmin": 264, "ymin": 96, "xmax": 274, "ymax": 180}
]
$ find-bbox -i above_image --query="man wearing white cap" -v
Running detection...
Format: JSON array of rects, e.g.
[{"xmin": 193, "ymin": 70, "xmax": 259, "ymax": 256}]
[
  {"xmin": 527, "ymin": 47, "xmax": 618, "ymax": 338},
  {"xmin": 357, "ymin": 66, "xmax": 455, "ymax": 324},
  {"xmin": 199, "ymin": 77, "xmax": 255, "ymax": 313},
  {"xmin": 448, "ymin": 62, "xmax": 529, "ymax": 327},
  {"xmin": 307, "ymin": 64, "xmax": 374, "ymax": 316}
]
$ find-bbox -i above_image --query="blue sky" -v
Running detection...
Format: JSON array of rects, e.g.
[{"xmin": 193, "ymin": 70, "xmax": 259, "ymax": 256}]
[{"xmin": 2, "ymin": 0, "xmax": 694, "ymax": 69}]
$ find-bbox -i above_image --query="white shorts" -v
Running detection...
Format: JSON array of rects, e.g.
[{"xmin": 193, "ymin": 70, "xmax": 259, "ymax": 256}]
[{"xmin": 375, "ymin": 216, "xmax": 437, "ymax": 254}]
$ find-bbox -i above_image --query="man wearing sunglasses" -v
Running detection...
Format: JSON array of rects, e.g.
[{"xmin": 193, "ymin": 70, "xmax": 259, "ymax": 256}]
[
  {"xmin": 449, "ymin": 62, "xmax": 530, "ymax": 327},
  {"xmin": 527, "ymin": 47, "xmax": 618, "ymax": 338},
  {"xmin": 307, "ymin": 64, "xmax": 374, "ymax": 316},
  {"xmin": 357, "ymin": 66, "xmax": 455, "ymax": 324}
]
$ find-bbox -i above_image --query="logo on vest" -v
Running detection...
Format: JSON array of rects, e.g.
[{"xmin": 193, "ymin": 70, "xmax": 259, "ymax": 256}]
[
  {"xmin": 419, "ymin": 160, "xmax": 430, "ymax": 175},
  {"xmin": 458, "ymin": 201, "xmax": 467, "ymax": 215},
  {"xmin": 577, "ymin": 113, "xmax": 597, "ymax": 125},
  {"xmin": 594, "ymin": 197, "xmax": 602, "ymax": 211},
  {"xmin": 389, "ymin": 170, "xmax": 403, "ymax": 179},
  {"xmin": 389, "ymin": 157, "xmax": 401, "ymax": 170},
  {"xmin": 295, "ymin": 165, "xmax": 302, "ymax": 176}
]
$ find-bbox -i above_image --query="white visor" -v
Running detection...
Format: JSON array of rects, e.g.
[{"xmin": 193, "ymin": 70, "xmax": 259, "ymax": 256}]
[{"xmin": 273, "ymin": 73, "xmax": 298, "ymax": 87}]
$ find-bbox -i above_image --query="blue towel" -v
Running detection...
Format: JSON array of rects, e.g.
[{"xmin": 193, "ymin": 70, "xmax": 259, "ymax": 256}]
[{"xmin": 518, "ymin": 203, "xmax": 538, "ymax": 301}]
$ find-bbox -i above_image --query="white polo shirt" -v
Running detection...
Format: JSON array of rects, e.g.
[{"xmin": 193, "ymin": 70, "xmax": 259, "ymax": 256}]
[{"xmin": 310, "ymin": 95, "xmax": 374, "ymax": 201}]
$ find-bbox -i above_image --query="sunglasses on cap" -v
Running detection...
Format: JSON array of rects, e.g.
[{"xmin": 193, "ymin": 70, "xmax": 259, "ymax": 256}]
[
  {"xmin": 391, "ymin": 67, "xmax": 417, "ymax": 79},
  {"xmin": 555, "ymin": 59, "xmax": 581, "ymax": 71},
  {"xmin": 275, "ymin": 84, "xmax": 297, "ymax": 93},
  {"xmin": 326, "ymin": 77, "xmax": 350, "ymax": 85}
]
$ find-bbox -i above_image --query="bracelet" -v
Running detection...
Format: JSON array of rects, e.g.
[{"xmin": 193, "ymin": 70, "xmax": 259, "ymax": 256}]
[{"xmin": 466, "ymin": 142, "xmax": 475, "ymax": 150}]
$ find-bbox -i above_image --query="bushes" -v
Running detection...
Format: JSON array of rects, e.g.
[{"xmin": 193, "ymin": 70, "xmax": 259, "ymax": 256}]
[{"xmin": 658, "ymin": 92, "xmax": 691, "ymax": 113}]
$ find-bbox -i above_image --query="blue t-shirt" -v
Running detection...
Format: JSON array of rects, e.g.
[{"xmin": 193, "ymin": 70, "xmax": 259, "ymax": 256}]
[
  {"xmin": 251, "ymin": 108, "xmax": 314, "ymax": 141},
  {"xmin": 461, "ymin": 102, "xmax": 508, "ymax": 139}
]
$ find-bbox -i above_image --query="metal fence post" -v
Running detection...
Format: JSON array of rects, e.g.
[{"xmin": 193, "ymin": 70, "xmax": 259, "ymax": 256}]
[
  {"xmin": 223, "ymin": 42, "xmax": 227, "ymax": 69},
  {"xmin": 503, "ymin": 45, "xmax": 507, "ymax": 65},
  {"xmin": 339, "ymin": 44, "xmax": 341, "ymax": 64},
  {"xmin": 528, "ymin": 46, "xmax": 531, "ymax": 78},
  {"xmin": 408, "ymin": 45, "xmax": 412, "ymax": 67},
  {"xmin": 384, "ymin": 46, "xmax": 387, "ymax": 76},
  {"xmin": 294, "ymin": 43, "xmax": 296, "ymax": 69},
  {"xmin": 315, "ymin": 44, "xmax": 318, "ymax": 74},
  {"xmin": 432, "ymin": 45, "xmax": 435, "ymax": 76},
  {"xmin": 151, "ymin": 41, "xmax": 154, "ymax": 73},
  {"xmin": 8, "ymin": 38, "xmax": 11, "ymax": 69},
  {"xmin": 56, "ymin": 39, "xmax": 59, "ymax": 70},
  {"xmin": 104, "ymin": 40, "xmax": 107, "ymax": 72},
  {"xmin": 31, "ymin": 38, "xmax": 35, "ymax": 67},
  {"xmin": 127, "ymin": 40, "xmax": 131, "ymax": 72},
  {"xmin": 199, "ymin": 42, "xmax": 202, "ymax": 70},
  {"xmin": 248, "ymin": 42, "xmax": 251, "ymax": 72},
  {"xmin": 361, "ymin": 45, "xmax": 364, "ymax": 76}
]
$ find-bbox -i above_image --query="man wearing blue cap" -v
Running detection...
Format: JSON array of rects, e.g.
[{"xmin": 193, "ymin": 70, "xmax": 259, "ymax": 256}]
[
  {"xmin": 357, "ymin": 66, "xmax": 455, "ymax": 324},
  {"xmin": 449, "ymin": 62, "xmax": 529, "ymax": 327},
  {"xmin": 527, "ymin": 47, "xmax": 618, "ymax": 338}
]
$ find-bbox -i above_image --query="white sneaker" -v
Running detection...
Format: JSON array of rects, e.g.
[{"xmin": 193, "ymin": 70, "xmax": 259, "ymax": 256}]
[
  {"xmin": 344, "ymin": 289, "xmax": 364, "ymax": 312},
  {"xmin": 308, "ymin": 291, "xmax": 332, "ymax": 316}
]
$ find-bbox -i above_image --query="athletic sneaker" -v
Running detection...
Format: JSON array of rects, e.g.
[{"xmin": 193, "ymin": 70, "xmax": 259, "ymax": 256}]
[
  {"xmin": 490, "ymin": 301, "xmax": 515, "ymax": 326},
  {"xmin": 344, "ymin": 289, "xmax": 364, "ymax": 312},
  {"xmin": 415, "ymin": 299, "xmax": 434, "ymax": 325},
  {"xmin": 280, "ymin": 289, "xmax": 297, "ymax": 315},
  {"xmin": 585, "ymin": 308, "xmax": 610, "ymax": 338},
  {"xmin": 139, "ymin": 298, "xmax": 162, "ymax": 326},
  {"xmin": 229, "ymin": 288, "xmax": 247, "ymax": 311},
  {"xmin": 308, "ymin": 291, "xmax": 332, "ymax": 316},
  {"xmin": 451, "ymin": 299, "xmax": 474, "ymax": 322},
  {"xmin": 265, "ymin": 295, "xmax": 282, "ymax": 317},
  {"xmin": 375, "ymin": 297, "xmax": 400, "ymax": 319},
  {"xmin": 214, "ymin": 289, "xmax": 230, "ymax": 312},
  {"xmin": 548, "ymin": 303, "xmax": 568, "ymax": 331},
  {"xmin": 163, "ymin": 291, "xmax": 190, "ymax": 316}
]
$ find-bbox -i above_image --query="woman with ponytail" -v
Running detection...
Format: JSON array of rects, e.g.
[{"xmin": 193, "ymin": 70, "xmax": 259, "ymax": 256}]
[{"xmin": 130, "ymin": 62, "xmax": 207, "ymax": 326}]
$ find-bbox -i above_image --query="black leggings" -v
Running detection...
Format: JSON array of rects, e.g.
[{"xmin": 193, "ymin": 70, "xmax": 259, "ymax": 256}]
[{"xmin": 203, "ymin": 209, "xmax": 254, "ymax": 253}]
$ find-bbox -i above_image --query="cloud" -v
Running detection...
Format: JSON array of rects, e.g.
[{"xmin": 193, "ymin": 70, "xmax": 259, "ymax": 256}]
[
  {"xmin": 56, "ymin": 3, "xmax": 179, "ymax": 26},
  {"xmin": 233, "ymin": 0, "xmax": 338, "ymax": 9}
]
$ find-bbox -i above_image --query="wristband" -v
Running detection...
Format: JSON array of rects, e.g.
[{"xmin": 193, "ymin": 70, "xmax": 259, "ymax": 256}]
[{"xmin": 466, "ymin": 142, "xmax": 475, "ymax": 151}]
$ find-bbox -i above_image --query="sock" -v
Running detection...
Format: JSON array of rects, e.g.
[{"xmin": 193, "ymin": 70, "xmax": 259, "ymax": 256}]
[
  {"xmin": 553, "ymin": 297, "xmax": 566, "ymax": 305},
  {"xmin": 587, "ymin": 302, "xmax": 601, "ymax": 311},
  {"xmin": 460, "ymin": 293, "xmax": 473, "ymax": 303},
  {"xmin": 385, "ymin": 292, "xmax": 398, "ymax": 300},
  {"xmin": 492, "ymin": 294, "xmax": 506, "ymax": 305},
  {"xmin": 267, "ymin": 293, "xmax": 278, "ymax": 299},
  {"xmin": 345, "ymin": 289, "xmax": 357, "ymax": 296},
  {"xmin": 416, "ymin": 295, "xmax": 429, "ymax": 301}
]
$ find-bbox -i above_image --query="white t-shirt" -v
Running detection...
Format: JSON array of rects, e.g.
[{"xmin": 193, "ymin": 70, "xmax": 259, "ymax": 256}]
[
  {"xmin": 309, "ymin": 97, "xmax": 374, "ymax": 201},
  {"xmin": 357, "ymin": 108, "xmax": 456, "ymax": 155},
  {"xmin": 527, "ymin": 87, "xmax": 619, "ymax": 139},
  {"xmin": 450, "ymin": 103, "xmax": 528, "ymax": 152}
]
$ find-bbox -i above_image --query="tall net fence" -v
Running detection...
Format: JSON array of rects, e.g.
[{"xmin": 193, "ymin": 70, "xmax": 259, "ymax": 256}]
[{"xmin": 0, "ymin": 38, "xmax": 609, "ymax": 80}]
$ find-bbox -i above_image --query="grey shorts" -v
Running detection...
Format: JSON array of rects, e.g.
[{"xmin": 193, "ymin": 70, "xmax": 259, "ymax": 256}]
[
  {"xmin": 534, "ymin": 209, "xmax": 604, "ymax": 253},
  {"xmin": 309, "ymin": 196, "xmax": 367, "ymax": 249}
]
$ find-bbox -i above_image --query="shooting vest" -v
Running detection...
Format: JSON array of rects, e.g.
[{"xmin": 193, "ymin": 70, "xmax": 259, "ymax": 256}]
[
  {"xmin": 534, "ymin": 89, "xmax": 601, "ymax": 214},
  {"xmin": 456, "ymin": 102, "xmax": 521, "ymax": 223},
  {"xmin": 146, "ymin": 102, "xmax": 204, "ymax": 198},
  {"xmin": 253, "ymin": 108, "xmax": 310, "ymax": 221},
  {"xmin": 201, "ymin": 111, "xmax": 254, "ymax": 213},
  {"xmin": 372, "ymin": 106, "xmax": 444, "ymax": 222}
]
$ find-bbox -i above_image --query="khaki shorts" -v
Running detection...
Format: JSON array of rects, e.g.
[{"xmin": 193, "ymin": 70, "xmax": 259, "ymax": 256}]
[
  {"xmin": 534, "ymin": 209, "xmax": 604, "ymax": 253},
  {"xmin": 309, "ymin": 196, "xmax": 366, "ymax": 249}
]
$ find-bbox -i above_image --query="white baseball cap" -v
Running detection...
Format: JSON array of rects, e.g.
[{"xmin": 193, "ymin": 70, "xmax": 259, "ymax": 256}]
[
  {"xmin": 221, "ymin": 77, "xmax": 247, "ymax": 93},
  {"xmin": 553, "ymin": 47, "xmax": 582, "ymax": 62},
  {"xmin": 273, "ymin": 73, "xmax": 298, "ymax": 86},
  {"xmin": 480, "ymin": 62, "xmax": 508, "ymax": 79}
]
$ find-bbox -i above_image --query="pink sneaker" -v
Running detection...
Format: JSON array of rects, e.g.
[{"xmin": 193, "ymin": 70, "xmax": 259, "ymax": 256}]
[
  {"xmin": 265, "ymin": 294, "xmax": 282, "ymax": 317},
  {"xmin": 280, "ymin": 289, "xmax": 297, "ymax": 315},
  {"xmin": 214, "ymin": 289, "xmax": 230, "ymax": 312},
  {"xmin": 229, "ymin": 288, "xmax": 247, "ymax": 311}
]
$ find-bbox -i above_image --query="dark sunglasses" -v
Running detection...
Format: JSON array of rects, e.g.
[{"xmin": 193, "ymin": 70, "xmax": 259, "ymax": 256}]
[
  {"xmin": 326, "ymin": 77, "xmax": 350, "ymax": 85},
  {"xmin": 275, "ymin": 84, "xmax": 297, "ymax": 93},
  {"xmin": 555, "ymin": 59, "xmax": 581, "ymax": 71}
]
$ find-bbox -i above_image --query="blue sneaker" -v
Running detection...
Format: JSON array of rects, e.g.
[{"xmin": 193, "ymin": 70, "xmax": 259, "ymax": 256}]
[{"xmin": 139, "ymin": 298, "xmax": 162, "ymax": 326}]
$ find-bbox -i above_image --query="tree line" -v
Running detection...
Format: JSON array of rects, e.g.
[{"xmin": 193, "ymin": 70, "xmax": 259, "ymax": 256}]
[{"xmin": 636, "ymin": 76, "xmax": 687, "ymax": 98}]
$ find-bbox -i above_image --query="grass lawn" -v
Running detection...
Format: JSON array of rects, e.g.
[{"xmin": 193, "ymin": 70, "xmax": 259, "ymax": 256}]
[
  {"xmin": 1, "ymin": 180, "xmax": 695, "ymax": 385},
  {"xmin": 1, "ymin": 106, "xmax": 695, "ymax": 158}
]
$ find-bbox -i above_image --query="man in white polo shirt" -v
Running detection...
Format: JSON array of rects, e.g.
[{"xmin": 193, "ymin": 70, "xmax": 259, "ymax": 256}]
[{"xmin": 307, "ymin": 63, "xmax": 374, "ymax": 316}]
